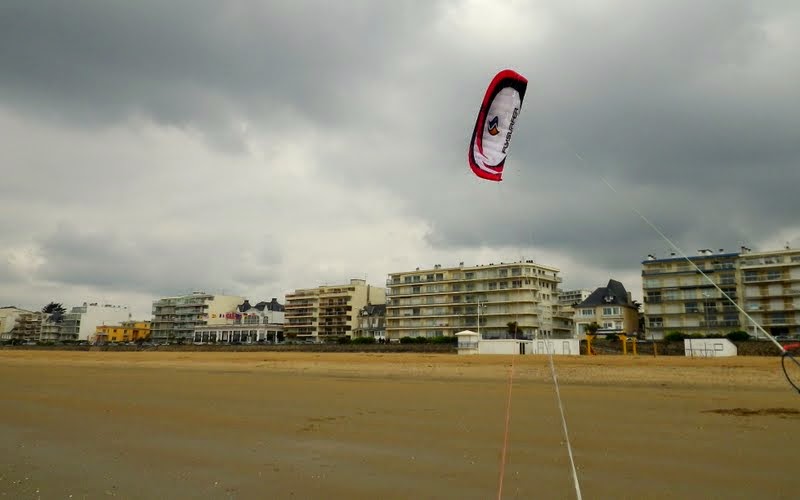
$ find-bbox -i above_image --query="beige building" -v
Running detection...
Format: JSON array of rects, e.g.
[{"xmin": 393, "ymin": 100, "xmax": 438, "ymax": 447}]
[
  {"xmin": 739, "ymin": 247, "xmax": 800, "ymax": 338},
  {"xmin": 574, "ymin": 280, "xmax": 640, "ymax": 338},
  {"xmin": 642, "ymin": 249, "xmax": 742, "ymax": 339},
  {"xmin": 284, "ymin": 279, "xmax": 386, "ymax": 342},
  {"xmin": 151, "ymin": 292, "xmax": 246, "ymax": 343},
  {"xmin": 0, "ymin": 307, "xmax": 41, "ymax": 342},
  {"xmin": 385, "ymin": 260, "xmax": 562, "ymax": 340}
]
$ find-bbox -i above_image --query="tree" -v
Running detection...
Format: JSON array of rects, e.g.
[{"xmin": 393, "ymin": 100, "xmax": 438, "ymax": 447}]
[
  {"xmin": 585, "ymin": 322, "xmax": 600, "ymax": 336},
  {"xmin": 42, "ymin": 302, "xmax": 66, "ymax": 322},
  {"xmin": 506, "ymin": 321, "xmax": 521, "ymax": 339}
]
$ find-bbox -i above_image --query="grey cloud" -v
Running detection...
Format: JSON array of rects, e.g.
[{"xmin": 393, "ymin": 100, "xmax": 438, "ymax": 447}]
[
  {"xmin": 1, "ymin": 0, "xmax": 799, "ymax": 310},
  {"xmin": 30, "ymin": 222, "xmax": 282, "ymax": 297},
  {"xmin": 0, "ymin": 1, "xmax": 438, "ymax": 140}
]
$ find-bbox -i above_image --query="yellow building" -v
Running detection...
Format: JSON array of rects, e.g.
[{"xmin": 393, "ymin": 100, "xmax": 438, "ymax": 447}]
[
  {"xmin": 95, "ymin": 321, "xmax": 151, "ymax": 343},
  {"xmin": 575, "ymin": 279, "xmax": 640, "ymax": 338}
]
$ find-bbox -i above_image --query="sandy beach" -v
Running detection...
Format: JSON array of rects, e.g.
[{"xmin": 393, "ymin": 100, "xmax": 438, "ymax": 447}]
[{"xmin": 1, "ymin": 350, "xmax": 797, "ymax": 499}]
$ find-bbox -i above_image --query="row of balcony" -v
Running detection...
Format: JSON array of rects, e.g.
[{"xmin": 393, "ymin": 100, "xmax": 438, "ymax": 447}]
[
  {"xmin": 743, "ymin": 275, "xmax": 792, "ymax": 283},
  {"xmin": 388, "ymin": 274, "xmax": 562, "ymax": 286}
]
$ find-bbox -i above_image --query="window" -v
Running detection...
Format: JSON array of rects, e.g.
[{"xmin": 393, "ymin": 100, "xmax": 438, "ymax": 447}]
[
  {"xmin": 580, "ymin": 309, "xmax": 594, "ymax": 317},
  {"xmin": 643, "ymin": 279, "xmax": 661, "ymax": 289},
  {"xmin": 685, "ymin": 302, "xmax": 699, "ymax": 313},
  {"xmin": 602, "ymin": 307, "xmax": 621, "ymax": 316},
  {"xmin": 646, "ymin": 291, "xmax": 661, "ymax": 303},
  {"xmin": 648, "ymin": 317, "xmax": 663, "ymax": 327}
]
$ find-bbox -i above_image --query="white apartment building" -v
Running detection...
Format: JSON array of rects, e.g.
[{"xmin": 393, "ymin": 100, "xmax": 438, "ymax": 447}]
[
  {"xmin": 151, "ymin": 292, "xmax": 246, "ymax": 343},
  {"xmin": 59, "ymin": 303, "xmax": 132, "ymax": 341},
  {"xmin": 284, "ymin": 279, "xmax": 386, "ymax": 342},
  {"xmin": 559, "ymin": 289, "xmax": 592, "ymax": 306},
  {"xmin": 385, "ymin": 260, "xmax": 562, "ymax": 340}
]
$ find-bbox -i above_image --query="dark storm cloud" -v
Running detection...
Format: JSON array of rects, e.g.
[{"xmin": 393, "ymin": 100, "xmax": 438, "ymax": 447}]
[
  {"xmin": 0, "ymin": 0, "xmax": 436, "ymax": 135},
  {"xmin": 410, "ymin": 1, "xmax": 800, "ymax": 269},
  {"xmin": 1, "ymin": 0, "xmax": 799, "ymax": 305}
]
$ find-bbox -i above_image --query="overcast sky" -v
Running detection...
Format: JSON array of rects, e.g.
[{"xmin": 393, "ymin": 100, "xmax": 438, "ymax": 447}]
[{"xmin": 2, "ymin": 1, "xmax": 799, "ymax": 319}]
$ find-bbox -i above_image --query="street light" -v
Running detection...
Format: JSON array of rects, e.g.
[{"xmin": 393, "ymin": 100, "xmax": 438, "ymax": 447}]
[{"xmin": 477, "ymin": 301, "xmax": 487, "ymax": 339}]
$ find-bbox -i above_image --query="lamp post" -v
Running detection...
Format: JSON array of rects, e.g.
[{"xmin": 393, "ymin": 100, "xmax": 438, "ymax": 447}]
[{"xmin": 477, "ymin": 301, "xmax": 487, "ymax": 339}]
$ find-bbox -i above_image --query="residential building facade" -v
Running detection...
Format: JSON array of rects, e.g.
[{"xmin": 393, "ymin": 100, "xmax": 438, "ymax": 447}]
[
  {"xmin": 59, "ymin": 303, "xmax": 131, "ymax": 341},
  {"xmin": 95, "ymin": 321, "xmax": 151, "ymax": 343},
  {"xmin": 13, "ymin": 310, "xmax": 43, "ymax": 342},
  {"xmin": 574, "ymin": 280, "xmax": 640, "ymax": 338},
  {"xmin": 642, "ymin": 249, "xmax": 741, "ymax": 339},
  {"xmin": 739, "ymin": 247, "xmax": 800, "ymax": 338},
  {"xmin": 193, "ymin": 298, "xmax": 285, "ymax": 344},
  {"xmin": 150, "ymin": 292, "xmax": 246, "ymax": 343},
  {"xmin": 352, "ymin": 303, "xmax": 386, "ymax": 341},
  {"xmin": 0, "ymin": 307, "xmax": 40, "ymax": 342},
  {"xmin": 283, "ymin": 279, "xmax": 386, "ymax": 342},
  {"xmin": 558, "ymin": 289, "xmax": 592, "ymax": 306},
  {"xmin": 385, "ymin": 260, "xmax": 562, "ymax": 340}
]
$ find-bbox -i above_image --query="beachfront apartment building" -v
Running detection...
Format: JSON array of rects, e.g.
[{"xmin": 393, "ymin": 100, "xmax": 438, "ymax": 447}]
[
  {"xmin": 150, "ymin": 292, "xmax": 246, "ymax": 343},
  {"xmin": 193, "ymin": 298, "xmax": 285, "ymax": 344},
  {"xmin": 283, "ymin": 279, "xmax": 386, "ymax": 342},
  {"xmin": 559, "ymin": 289, "xmax": 592, "ymax": 306},
  {"xmin": 739, "ymin": 247, "xmax": 800, "ymax": 338},
  {"xmin": 10, "ymin": 310, "xmax": 43, "ymax": 342},
  {"xmin": 0, "ymin": 306, "xmax": 38, "ymax": 341},
  {"xmin": 642, "ymin": 249, "xmax": 742, "ymax": 339},
  {"xmin": 384, "ymin": 260, "xmax": 563, "ymax": 341},
  {"xmin": 59, "ymin": 303, "xmax": 132, "ymax": 342},
  {"xmin": 574, "ymin": 280, "xmax": 640, "ymax": 338}
]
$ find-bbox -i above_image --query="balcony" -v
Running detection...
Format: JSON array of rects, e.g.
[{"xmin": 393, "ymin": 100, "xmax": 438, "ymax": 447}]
[
  {"xmin": 699, "ymin": 320, "xmax": 740, "ymax": 327},
  {"xmin": 743, "ymin": 275, "xmax": 787, "ymax": 283}
]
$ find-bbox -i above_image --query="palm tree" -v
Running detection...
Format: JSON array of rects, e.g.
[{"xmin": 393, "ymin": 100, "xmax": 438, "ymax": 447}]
[
  {"xmin": 506, "ymin": 321, "xmax": 520, "ymax": 339},
  {"xmin": 42, "ymin": 302, "xmax": 66, "ymax": 322}
]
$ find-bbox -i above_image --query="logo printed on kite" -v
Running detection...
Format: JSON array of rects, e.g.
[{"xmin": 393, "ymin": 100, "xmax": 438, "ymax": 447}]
[{"xmin": 487, "ymin": 116, "xmax": 500, "ymax": 136}]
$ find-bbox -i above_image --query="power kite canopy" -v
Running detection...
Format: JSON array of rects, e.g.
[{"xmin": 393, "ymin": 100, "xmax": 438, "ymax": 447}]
[{"xmin": 468, "ymin": 69, "xmax": 528, "ymax": 181}]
